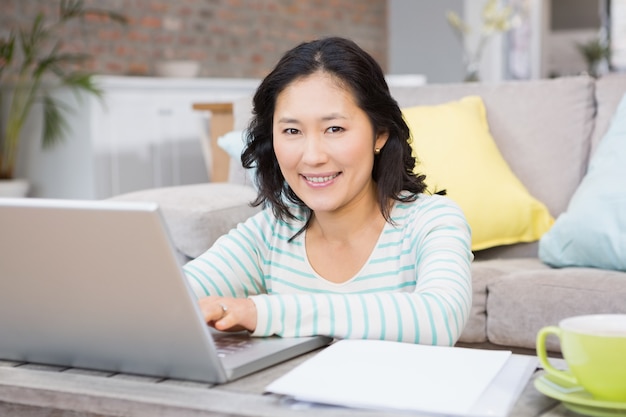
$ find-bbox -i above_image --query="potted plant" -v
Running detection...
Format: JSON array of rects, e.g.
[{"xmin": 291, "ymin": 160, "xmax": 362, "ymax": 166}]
[
  {"xmin": 576, "ymin": 37, "xmax": 611, "ymax": 78},
  {"xmin": 0, "ymin": 0, "xmax": 126, "ymax": 195}
]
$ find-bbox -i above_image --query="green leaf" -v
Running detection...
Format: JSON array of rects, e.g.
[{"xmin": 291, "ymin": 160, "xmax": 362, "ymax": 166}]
[
  {"xmin": 41, "ymin": 94, "xmax": 70, "ymax": 149},
  {"xmin": 60, "ymin": 0, "xmax": 128, "ymax": 25},
  {"xmin": 39, "ymin": 73, "xmax": 103, "ymax": 149},
  {"xmin": 60, "ymin": 0, "xmax": 84, "ymax": 20},
  {"xmin": 576, "ymin": 39, "xmax": 611, "ymax": 62},
  {"xmin": 63, "ymin": 73, "xmax": 103, "ymax": 100},
  {"xmin": 35, "ymin": 50, "xmax": 92, "ymax": 79},
  {"xmin": 0, "ymin": 33, "xmax": 16, "ymax": 77},
  {"xmin": 81, "ymin": 8, "xmax": 129, "ymax": 25},
  {"xmin": 19, "ymin": 13, "xmax": 47, "ymax": 67}
]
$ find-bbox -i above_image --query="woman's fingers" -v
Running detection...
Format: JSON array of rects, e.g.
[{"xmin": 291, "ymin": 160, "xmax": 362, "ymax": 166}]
[
  {"xmin": 198, "ymin": 296, "xmax": 228, "ymax": 323},
  {"xmin": 197, "ymin": 297, "xmax": 257, "ymax": 333}
]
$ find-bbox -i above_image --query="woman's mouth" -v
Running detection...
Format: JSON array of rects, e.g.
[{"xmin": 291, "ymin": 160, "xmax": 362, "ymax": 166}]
[{"xmin": 302, "ymin": 173, "xmax": 340, "ymax": 186}]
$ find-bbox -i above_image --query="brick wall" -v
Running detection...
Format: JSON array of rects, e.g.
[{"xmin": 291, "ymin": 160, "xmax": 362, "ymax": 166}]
[{"xmin": 1, "ymin": 0, "xmax": 388, "ymax": 78}]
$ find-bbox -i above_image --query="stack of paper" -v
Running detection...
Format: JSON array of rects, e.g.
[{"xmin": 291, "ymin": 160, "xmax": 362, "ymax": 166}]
[{"xmin": 266, "ymin": 339, "xmax": 537, "ymax": 416}]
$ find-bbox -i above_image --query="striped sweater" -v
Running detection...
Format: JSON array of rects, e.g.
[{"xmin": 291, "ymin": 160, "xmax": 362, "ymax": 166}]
[{"xmin": 183, "ymin": 193, "xmax": 473, "ymax": 346}]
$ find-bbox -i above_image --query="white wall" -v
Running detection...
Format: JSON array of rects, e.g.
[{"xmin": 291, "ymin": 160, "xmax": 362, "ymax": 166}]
[{"xmin": 387, "ymin": 0, "xmax": 464, "ymax": 83}]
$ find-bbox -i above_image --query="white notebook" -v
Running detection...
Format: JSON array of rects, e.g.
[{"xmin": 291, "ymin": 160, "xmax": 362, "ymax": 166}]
[{"xmin": 266, "ymin": 339, "xmax": 537, "ymax": 416}]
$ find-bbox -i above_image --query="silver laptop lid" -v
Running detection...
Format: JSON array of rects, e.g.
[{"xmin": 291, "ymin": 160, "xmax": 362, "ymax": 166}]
[{"xmin": 0, "ymin": 198, "xmax": 229, "ymax": 382}]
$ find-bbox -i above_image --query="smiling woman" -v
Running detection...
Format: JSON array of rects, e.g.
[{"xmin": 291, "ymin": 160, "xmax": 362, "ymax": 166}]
[
  {"xmin": 271, "ymin": 72, "xmax": 389, "ymax": 283},
  {"xmin": 272, "ymin": 72, "xmax": 387, "ymax": 218},
  {"xmin": 183, "ymin": 37, "xmax": 473, "ymax": 346}
]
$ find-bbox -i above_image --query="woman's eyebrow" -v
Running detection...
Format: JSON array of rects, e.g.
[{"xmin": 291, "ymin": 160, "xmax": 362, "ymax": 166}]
[
  {"xmin": 276, "ymin": 113, "xmax": 347, "ymax": 124},
  {"xmin": 276, "ymin": 117, "xmax": 299, "ymax": 124},
  {"xmin": 321, "ymin": 113, "xmax": 347, "ymax": 121}
]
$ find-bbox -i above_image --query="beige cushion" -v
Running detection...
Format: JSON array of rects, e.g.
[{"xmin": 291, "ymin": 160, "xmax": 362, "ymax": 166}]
[
  {"xmin": 110, "ymin": 183, "xmax": 260, "ymax": 259},
  {"xmin": 591, "ymin": 74, "xmax": 626, "ymax": 152},
  {"xmin": 461, "ymin": 258, "xmax": 552, "ymax": 344},
  {"xmin": 486, "ymin": 266, "xmax": 626, "ymax": 351}
]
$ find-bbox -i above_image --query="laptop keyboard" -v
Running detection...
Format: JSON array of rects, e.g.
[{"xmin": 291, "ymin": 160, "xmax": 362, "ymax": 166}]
[{"xmin": 212, "ymin": 334, "xmax": 256, "ymax": 358}]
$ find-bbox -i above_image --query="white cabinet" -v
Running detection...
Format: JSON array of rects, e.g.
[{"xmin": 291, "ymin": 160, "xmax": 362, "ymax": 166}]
[{"xmin": 14, "ymin": 76, "xmax": 259, "ymax": 199}]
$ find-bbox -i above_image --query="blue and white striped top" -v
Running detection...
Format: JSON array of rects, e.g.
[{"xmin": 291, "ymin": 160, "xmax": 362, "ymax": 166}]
[{"xmin": 183, "ymin": 193, "xmax": 472, "ymax": 346}]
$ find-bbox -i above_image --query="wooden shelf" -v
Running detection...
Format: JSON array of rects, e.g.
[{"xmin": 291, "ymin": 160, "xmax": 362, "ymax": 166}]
[{"xmin": 192, "ymin": 102, "xmax": 235, "ymax": 182}]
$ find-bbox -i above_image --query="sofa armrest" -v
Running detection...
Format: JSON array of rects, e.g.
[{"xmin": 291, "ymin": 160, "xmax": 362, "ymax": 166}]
[{"xmin": 109, "ymin": 183, "xmax": 260, "ymax": 263}]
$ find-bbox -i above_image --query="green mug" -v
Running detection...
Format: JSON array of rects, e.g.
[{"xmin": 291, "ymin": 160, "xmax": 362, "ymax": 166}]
[{"xmin": 536, "ymin": 314, "xmax": 626, "ymax": 402}]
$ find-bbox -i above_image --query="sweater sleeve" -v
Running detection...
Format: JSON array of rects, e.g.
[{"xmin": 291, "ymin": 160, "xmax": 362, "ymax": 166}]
[
  {"xmin": 183, "ymin": 211, "xmax": 270, "ymax": 299},
  {"xmin": 250, "ymin": 197, "xmax": 473, "ymax": 346}
]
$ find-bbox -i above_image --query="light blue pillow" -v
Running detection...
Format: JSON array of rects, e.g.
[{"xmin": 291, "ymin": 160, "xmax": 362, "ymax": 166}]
[
  {"xmin": 539, "ymin": 93, "xmax": 626, "ymax": 271},
  {"xmin": 217, "ymin": 130, "xmax": 246, "ymax": 160},
  {"xmin": 217, "ymin": 129, "xmax": 257, "ymax": 187}
]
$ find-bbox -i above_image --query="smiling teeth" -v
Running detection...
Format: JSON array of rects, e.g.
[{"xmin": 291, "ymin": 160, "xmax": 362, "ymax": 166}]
[{"xmin": 305, "ymin": 174, "xmax": 338, "ymax": 183}]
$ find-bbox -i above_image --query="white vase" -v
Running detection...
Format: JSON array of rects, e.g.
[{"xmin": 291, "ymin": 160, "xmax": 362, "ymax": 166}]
[
  {"xmin": 0, "ymin": 179, "xmax": 30, "ymax": 197},
  {"xmin": 463, "ymin": 58, "xmax": 481, "ymax": 82}
]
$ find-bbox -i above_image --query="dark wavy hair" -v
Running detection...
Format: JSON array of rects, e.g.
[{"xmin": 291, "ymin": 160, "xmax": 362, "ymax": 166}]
[{"xmin": 242, "ymin": 36, "xmax": 427, "ymax": 231}]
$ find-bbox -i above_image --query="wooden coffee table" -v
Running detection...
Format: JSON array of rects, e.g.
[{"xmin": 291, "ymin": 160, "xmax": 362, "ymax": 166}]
[{"xmin": 0, "ymin": 351, "xmax": 570, "ymax": 417}]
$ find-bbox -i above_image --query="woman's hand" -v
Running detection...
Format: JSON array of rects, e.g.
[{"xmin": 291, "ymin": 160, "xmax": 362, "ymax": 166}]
[{"xmin": 198, "ymin": 296, "xmax": 257, "ymax": 333}]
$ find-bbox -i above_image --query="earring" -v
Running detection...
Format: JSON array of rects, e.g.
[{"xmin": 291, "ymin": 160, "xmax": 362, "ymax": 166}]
[{"xmin": 374, "ymin": 147, "xmax": 381, "ymax": 155}]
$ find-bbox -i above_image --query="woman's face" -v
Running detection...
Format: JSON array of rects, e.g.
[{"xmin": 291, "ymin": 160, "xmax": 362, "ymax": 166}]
[{"xmin": 272, "ymin": 71, "xmax": 388, "ymax": 215}]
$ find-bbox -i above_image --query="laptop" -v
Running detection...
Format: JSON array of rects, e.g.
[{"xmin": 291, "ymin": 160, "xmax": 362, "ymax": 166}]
[{"xmin": 0, "ymin": 197, "xmax": 331, "ymax": 383}]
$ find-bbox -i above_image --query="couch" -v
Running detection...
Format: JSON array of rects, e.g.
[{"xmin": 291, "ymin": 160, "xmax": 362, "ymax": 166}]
[{"xmin": 111, "ymin": 74, "xmax": 626, "ymax": 354}]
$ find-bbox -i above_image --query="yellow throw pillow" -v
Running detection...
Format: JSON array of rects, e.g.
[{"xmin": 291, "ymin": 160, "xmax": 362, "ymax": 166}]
[{"xmin": 403, "ymin": 96, "xmax": 554, "ymax": 251}]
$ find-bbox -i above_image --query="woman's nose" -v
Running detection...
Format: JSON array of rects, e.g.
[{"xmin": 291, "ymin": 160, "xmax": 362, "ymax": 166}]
[{"xmin": 301, "ymin": 135, "xmax": 328, "ymax": 165}]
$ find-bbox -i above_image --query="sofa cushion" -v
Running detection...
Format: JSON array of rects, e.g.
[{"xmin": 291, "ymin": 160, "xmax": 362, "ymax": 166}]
[
  {"xmin": 486, "ymin": 266, "xmax": 626, "ymax": 352},
  {"xmin": 109, "ymin": 183, "xmax": 260, "ymax": 259},
  {"xmin": 392, "ymin": 76, "xmax": 595, "ymax": 224},
  {"xmin": 591, "ymin": 74, "xmax": 626, "ymax": 152},
  {"xmin": 460, "ymin": 258, "xmax": 554, "ymax": 344},
  {"xmin": 403, "ymin": 96, "xmax": 554, "ymax": 251},
  {"xmin": 539, "ymin": 92, "xmax": 626, "ymax": 271}
]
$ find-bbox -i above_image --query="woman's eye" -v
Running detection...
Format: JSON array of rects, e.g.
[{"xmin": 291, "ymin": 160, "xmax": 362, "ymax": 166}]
[
  {"xmin": 283, "ymin": 128, "xmax": 300, "ymax": 135},
  {"xmin": 327, "ymin": 126, "xmax": 344, "ymax": 134}
]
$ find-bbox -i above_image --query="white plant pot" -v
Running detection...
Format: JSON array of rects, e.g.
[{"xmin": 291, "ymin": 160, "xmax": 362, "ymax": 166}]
[
  {"xmin": 0, "ymin": 179, "xmax": 30, "ymax": 197},
  {"xmin": 154, "ymin": 60, "xmax": 200, "ymax": 78}
]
